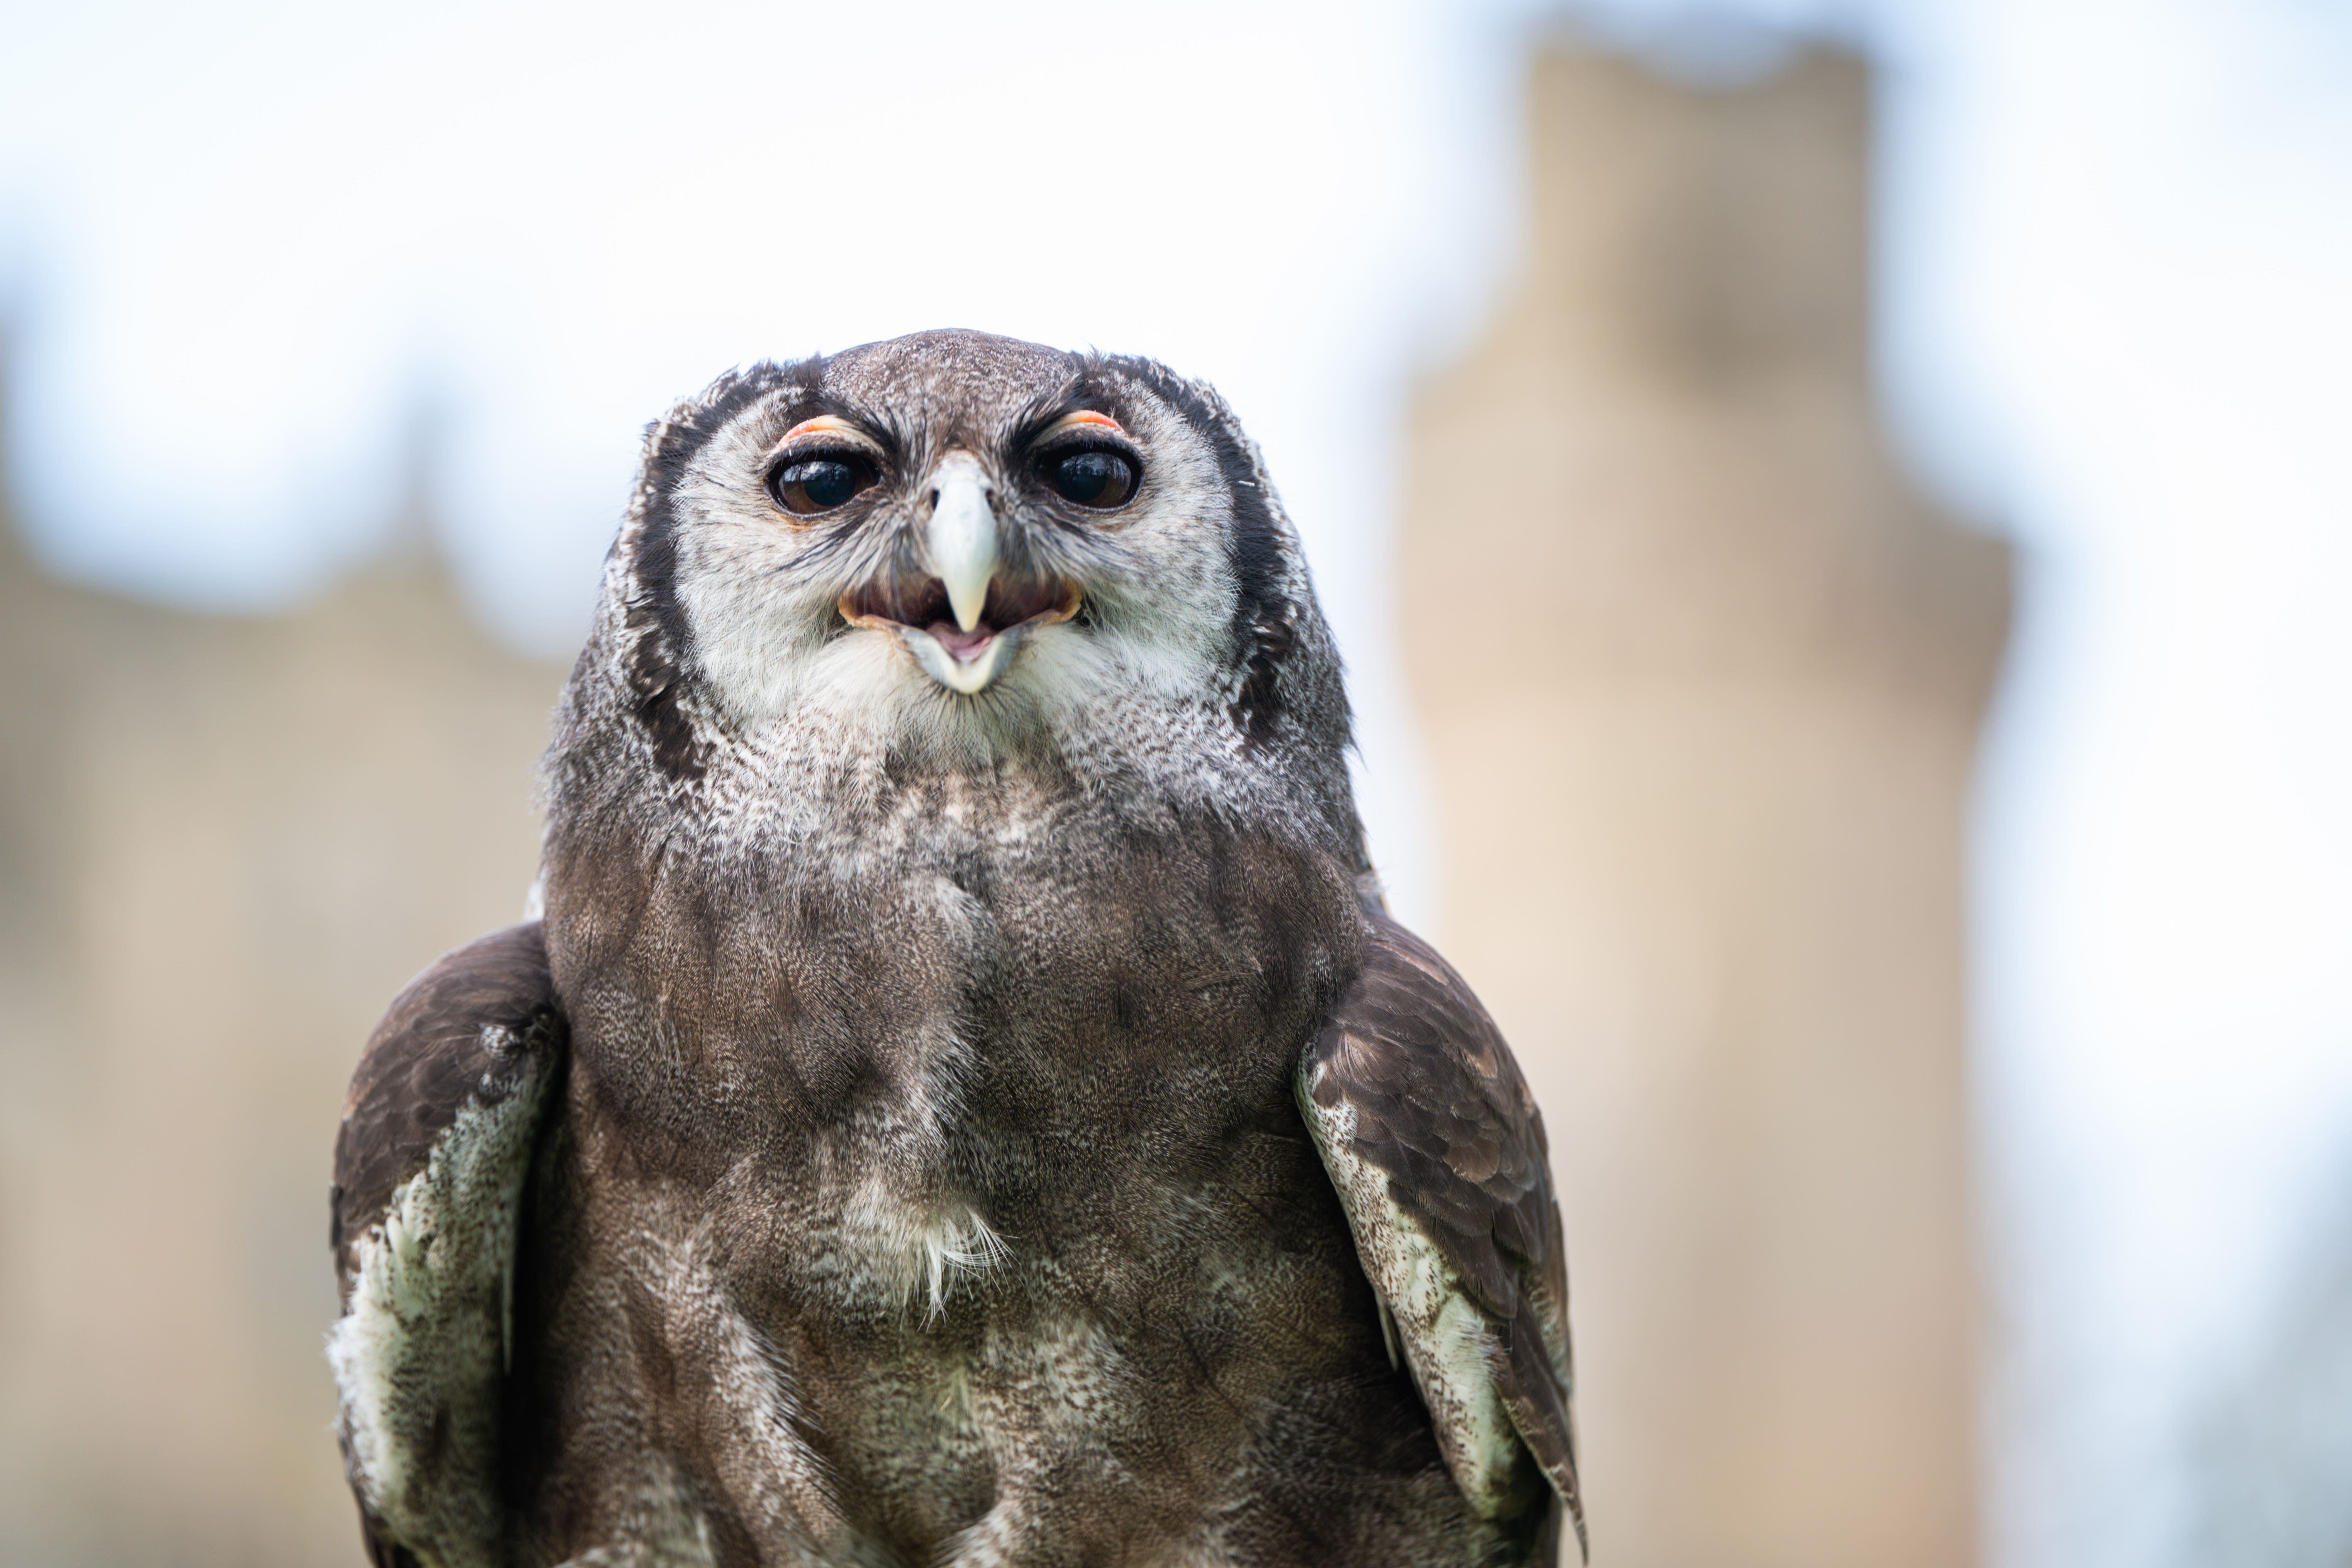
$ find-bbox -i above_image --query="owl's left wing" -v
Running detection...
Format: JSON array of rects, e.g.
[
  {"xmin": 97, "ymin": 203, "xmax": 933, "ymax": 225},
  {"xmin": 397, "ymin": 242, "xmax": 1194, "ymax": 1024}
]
[{"xmin": 1297, "ymin": 911, "xmax": 1585, "ymax": 1562}]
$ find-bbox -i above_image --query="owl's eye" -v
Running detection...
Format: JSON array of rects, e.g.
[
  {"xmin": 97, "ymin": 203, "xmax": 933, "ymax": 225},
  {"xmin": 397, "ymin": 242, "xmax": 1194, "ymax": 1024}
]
[
  {"xmin": 767, "ymin": 453, "xmax": 877, "ymax": 516},
  {"xmin": 1047, "ymin": 450, "xmax": 1137, "ymax": 510}
]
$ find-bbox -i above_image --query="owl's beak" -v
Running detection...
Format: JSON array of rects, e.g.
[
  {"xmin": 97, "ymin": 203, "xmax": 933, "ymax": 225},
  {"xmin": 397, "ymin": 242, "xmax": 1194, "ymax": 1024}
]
[
  {"xmin": 836, "ymin": 453, "xmax": 1080, "ymax": 696},
  {"xmin": 926, "ymin": 455, "xmax": 998, "ymax": 635}
]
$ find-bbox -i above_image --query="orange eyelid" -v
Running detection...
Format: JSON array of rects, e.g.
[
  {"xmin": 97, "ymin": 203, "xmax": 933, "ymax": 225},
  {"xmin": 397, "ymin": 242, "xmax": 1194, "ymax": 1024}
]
[
  {"xmin": 777, "ymin": 415, "xmax": 881, "ymax": 451},
  {"xmin": 1049, "ymin": 410, "xmax": 1126, "ymax": 436}
]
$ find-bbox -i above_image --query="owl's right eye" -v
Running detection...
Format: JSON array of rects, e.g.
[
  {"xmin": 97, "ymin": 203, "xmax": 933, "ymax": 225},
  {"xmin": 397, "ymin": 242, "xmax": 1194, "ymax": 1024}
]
[{"xmin": 767, "ymin": 454, "xmax": 878, "ymax": 516}]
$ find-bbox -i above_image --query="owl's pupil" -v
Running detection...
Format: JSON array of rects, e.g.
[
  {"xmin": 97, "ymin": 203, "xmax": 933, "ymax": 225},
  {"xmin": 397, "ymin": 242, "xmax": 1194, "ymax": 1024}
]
[
  {"xmin": 1051, "ymin": 450, "xmax": 1135, "ymax": 509},
  {"xmin": 796, "ymin": 462, "xmax": 858, "ymax": 509},
  {"xmin": 770, "ymin": 456, "xmax": 872, "ymax": 516}
]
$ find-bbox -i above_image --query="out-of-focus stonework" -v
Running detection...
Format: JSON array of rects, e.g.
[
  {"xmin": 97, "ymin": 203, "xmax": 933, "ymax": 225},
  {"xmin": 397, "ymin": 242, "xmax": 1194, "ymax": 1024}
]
[
  {"xmin": 0, "ymin": 473, "xmax": 563, "ymax": 1563},
  {"xmin": 1399, "ymin": 46, "xmax": 2007, "ymax": 1568}
]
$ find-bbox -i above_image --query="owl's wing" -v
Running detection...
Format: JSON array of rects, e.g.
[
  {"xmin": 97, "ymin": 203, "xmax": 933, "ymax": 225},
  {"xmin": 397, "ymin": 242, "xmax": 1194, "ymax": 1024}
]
[
  {"xmin": 328, "ymin": 920, "xmax": 566, "ymax": 1568},
  {"xmin": 1298, "ymin": 911, "xmax": 1586, "ymax": 1563}
]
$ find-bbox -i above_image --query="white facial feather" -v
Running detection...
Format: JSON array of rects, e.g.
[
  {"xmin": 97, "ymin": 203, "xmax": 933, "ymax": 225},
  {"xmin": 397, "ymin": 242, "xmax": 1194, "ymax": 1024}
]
[{"xmin": 668, "ymin": 388, "xmax": 1240, "ymax": 774}]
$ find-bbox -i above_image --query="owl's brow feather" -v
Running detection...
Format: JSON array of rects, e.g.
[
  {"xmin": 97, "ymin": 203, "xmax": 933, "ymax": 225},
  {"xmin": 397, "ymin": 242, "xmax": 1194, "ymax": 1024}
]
[{"xmin": 1006, "ymin": 362, "xmax": 1137, "ymax": 450}]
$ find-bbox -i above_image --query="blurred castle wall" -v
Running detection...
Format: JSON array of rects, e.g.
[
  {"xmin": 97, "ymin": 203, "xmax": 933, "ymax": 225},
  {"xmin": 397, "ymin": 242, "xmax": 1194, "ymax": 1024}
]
[
  {"xmin": 1398, "ymin": 46, "xmax": 2008, "ymax": 1568},
  {"xmin": 0, "ymin": 486, "xmax": 562, "ymax": 1564}
]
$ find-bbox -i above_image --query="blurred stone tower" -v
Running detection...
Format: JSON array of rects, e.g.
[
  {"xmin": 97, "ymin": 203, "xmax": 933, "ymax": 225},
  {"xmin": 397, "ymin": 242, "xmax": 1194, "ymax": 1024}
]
[{"xmin": 1398, "ymin": 46, "xmax": 2008, "ymax": 1568}]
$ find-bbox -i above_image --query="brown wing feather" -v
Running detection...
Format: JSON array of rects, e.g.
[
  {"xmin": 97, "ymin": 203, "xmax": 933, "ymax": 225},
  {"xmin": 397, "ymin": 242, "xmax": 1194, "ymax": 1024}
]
[
  {"xmin": 328, "ymin": 921, "xmax": 566, "ymax": 1568},
  {"xmin": 331, "ymin": 920, "xmax": 564, "ymax": 1300},
  {"xmin": 1302, "ymin": 912, "xmax": 1585, "ymax": 1561}
]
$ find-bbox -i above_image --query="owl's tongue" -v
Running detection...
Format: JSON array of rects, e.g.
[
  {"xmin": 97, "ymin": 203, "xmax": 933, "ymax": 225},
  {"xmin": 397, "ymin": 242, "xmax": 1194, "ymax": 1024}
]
[
  {"xmin": 926, "ymin": 620, "xmax": 995, "ymax": 660},
  {"xmin": 840, "ymin": 572, "xmax": 1078, "ymax": 670}
]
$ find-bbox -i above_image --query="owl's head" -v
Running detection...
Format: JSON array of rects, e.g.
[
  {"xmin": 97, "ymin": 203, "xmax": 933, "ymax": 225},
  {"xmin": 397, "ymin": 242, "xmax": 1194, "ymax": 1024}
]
[{"xmin": 555, "ymin": 331, "xmax": 1355, "ymax": 844}]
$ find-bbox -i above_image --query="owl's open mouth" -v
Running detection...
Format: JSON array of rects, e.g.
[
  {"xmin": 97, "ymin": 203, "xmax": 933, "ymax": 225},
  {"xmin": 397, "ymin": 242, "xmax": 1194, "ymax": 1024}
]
[{"xmin": 838, "ymin": 573, "xmax": 1081, "ymax": 694}]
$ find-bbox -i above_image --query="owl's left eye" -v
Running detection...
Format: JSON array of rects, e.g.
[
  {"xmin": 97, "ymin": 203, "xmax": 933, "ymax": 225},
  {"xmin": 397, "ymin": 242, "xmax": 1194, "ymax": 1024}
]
[
  {"xmin": 767, "ymin": 453, "xmax": 878, "ymax": 516},
  {"xmin": 1045, "ymin": 449, "xmax": 1138, "ymax": 510}
]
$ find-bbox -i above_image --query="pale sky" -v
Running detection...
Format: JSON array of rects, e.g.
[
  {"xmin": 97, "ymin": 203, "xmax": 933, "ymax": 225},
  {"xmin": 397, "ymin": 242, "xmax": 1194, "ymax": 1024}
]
[{"xmin": 7, "ymin": 2, "xmax": 2352, "ymax": 1564}]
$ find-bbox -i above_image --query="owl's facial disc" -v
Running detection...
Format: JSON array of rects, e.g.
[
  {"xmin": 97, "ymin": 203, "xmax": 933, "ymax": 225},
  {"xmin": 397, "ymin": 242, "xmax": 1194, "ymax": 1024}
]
[{"xmin": 838, "ymin": 455, "xmax": 1081, "ymax": 694}]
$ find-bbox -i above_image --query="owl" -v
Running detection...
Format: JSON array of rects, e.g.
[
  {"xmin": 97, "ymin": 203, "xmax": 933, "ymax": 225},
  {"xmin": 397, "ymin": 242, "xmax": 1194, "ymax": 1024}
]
[{"xmin": 328, "ymin": 330, "xmax": 1583, "ymax": 1567}]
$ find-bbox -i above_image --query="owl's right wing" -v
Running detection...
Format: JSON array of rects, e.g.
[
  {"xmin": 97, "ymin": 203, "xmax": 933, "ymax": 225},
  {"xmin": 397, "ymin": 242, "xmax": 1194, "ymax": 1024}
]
[{"xmin": 328, "ymin": 921, "xmax": 567, "ymax": 1568}]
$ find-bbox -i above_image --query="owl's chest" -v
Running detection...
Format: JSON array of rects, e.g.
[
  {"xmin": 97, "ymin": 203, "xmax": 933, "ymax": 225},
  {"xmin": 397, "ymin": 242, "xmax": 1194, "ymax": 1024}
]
[
  {"xmin": 553, "ymin": 816, "xmax": 1360, "ymax": 1230},
  {"xmin": 540, "ymin": 819, "xmax": 1380, "ymax": 1556}
]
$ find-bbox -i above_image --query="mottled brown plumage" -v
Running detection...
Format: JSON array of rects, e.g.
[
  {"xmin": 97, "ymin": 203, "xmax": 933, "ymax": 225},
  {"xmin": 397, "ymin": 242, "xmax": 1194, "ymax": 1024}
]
[
  {"xmin": 328, "ymin": 330, "xmax": 1583, "ymax": 1567},
  {"xmin": 331, "ymin": 923, "xmax": 563, "ymax": 1300},
  {"xmin": 331, "ymin": 923, "xmax": 565, "ymax": 1568}
]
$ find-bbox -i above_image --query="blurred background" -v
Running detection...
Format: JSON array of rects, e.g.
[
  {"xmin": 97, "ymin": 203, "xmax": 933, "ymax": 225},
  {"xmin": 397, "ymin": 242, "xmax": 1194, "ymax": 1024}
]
[{"xmin": 2, "ymin": 0, "xmax": 2350, "ymax": 1564}]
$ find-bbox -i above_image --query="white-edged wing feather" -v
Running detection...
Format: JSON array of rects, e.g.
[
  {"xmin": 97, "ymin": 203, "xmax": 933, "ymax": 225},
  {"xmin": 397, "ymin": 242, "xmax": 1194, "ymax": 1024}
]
[
  {"xmin": 1297, "ymin": 912, "xmax": 1585, "ymax": 1562},
  {"xmin": 328, "ymin": 922, "xmax": 565, "ymax": 1568}
]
